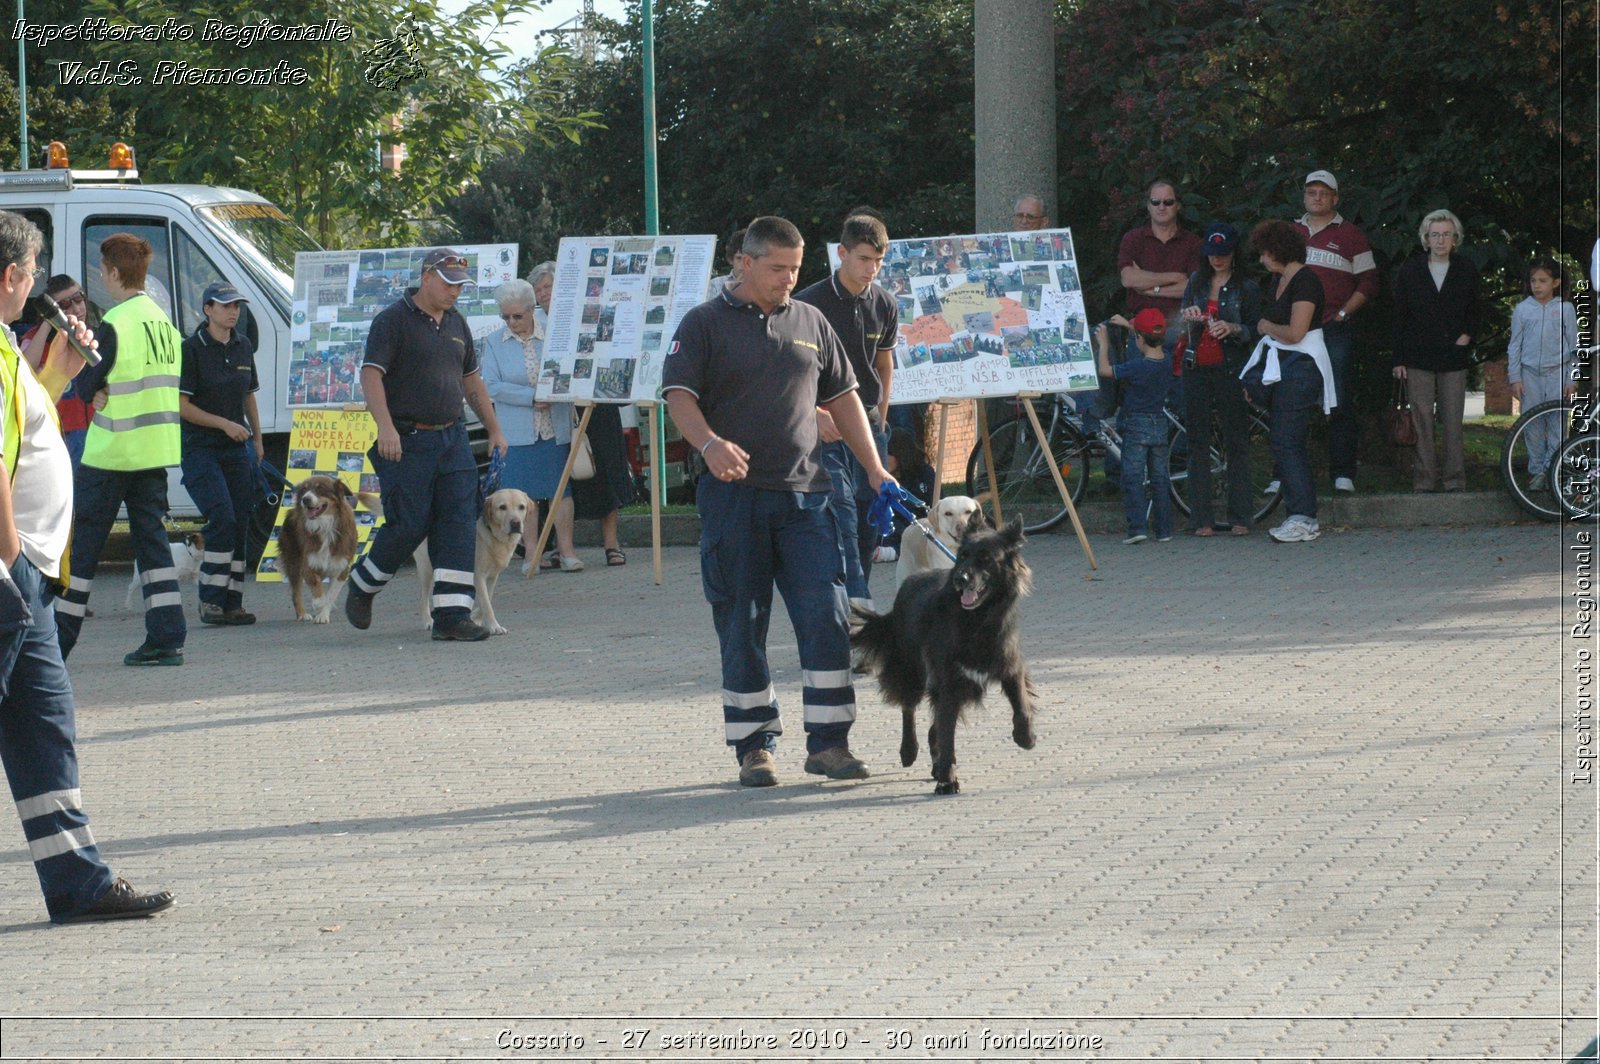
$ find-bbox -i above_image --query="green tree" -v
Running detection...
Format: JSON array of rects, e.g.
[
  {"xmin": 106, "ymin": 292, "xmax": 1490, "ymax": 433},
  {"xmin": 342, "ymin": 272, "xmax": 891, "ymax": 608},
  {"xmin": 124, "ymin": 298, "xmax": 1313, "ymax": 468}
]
[
  {"xmin": 447, "ymin": 0, "xmax": 975, "ymax": 277},
  {"xmin": 22, "ymin": 0, "xmax": 598, "ymax": 246}
]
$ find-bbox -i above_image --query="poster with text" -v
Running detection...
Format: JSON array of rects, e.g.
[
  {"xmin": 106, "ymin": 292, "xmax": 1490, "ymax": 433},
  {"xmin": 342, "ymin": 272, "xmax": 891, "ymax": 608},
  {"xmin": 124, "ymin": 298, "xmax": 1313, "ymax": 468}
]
[
  {"xmin": 537, "ymin": 235, "xmax": 716, "ymax": 403},
  {"xmin": 254, "ymin": 409, "xmax": 384, "ymax": 583},
  {"xmin": 831, "ymin": 228, "xmax": 1094, "ymax": 402},
  {"xmin": 286, "ymin": 244, "xmax": 519, "ymax": 408}
]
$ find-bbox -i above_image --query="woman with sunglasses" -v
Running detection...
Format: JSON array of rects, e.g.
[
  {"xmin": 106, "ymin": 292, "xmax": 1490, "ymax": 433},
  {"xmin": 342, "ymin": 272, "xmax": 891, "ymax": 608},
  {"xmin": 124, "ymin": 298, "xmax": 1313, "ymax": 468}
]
[{"xmin": 19, "ymin": 274, "xmax": 95, "ymax": 468}]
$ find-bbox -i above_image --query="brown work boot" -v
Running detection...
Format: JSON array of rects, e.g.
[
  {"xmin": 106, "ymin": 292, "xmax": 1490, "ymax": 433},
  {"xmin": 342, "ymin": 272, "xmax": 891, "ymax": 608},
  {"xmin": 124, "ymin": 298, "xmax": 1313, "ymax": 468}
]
[
  {"xmin": 803, "ymin": 746, "xmax": 870, "ymax": 780},
  {"xmin": 738, "ymin": 748, "xmax": 779, "ymax": 787}
]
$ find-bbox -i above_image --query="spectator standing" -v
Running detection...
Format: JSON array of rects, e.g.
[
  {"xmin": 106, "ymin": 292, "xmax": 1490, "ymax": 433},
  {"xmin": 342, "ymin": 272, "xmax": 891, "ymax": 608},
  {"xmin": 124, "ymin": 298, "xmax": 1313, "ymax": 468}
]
[
  {"xmin": 1012, "ymin": 194, "xmax": 1049, "ymax": 230},
  {"xmin": 1177, "ymin": 223, "xmax": 1261, "ymax": 534},
  {"xmin": 55, "ymin": 234, "xmax": 186, "ymax": 666},
  {"xmin": 0, "ymin": 210, "xmax": 173, "ymax": 922},
  {"xmin": 1391, "ymin": 210, "xmax": 1482, "ymax": 493},
  {"xmin": 1296, "ymin": 170, "xmax": 1377, "ymax": 493},
  {"xmin": 662, "ymin": 216, "xmax": 894, "ymax": 787},
  {"xmin": 18, "ymin": 275, "xmax": 94, "ymax": 468},
  {"xmin": 1507, "ymin": 256, "xmax": 1579, "ymax": 490},
  {"xmin": 1118, "ymin": 178, "xmax": 1203, "ymax": 340},
  {"xmin": 1096, "ymin": 309, "xmax": 1174, "ymax": 544},
  {"xmin": 479, "ymin": 277, "xmax": 554, "ymax": 564},
  {"xmin": 345, "ymin": 249, "xmax": 508, "ymax": 640},
  {"xmin": 1244, "ymin": 221, "xmax": 1336, "ymax": 544},
  {"xmin": 795, "ymin": 213, "xmax": 899, "ymax": 607},
  {"xmin": 706, "ymin": 227, "xmax": 745, "ymax": 300},
  {"xmin": 178, "ymin": 283, "xmax": 263, "ymax": 626}
]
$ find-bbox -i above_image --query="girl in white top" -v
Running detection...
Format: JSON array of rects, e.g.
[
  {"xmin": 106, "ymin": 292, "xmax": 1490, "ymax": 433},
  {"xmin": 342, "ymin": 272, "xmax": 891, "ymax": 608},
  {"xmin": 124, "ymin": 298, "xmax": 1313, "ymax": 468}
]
[{"xmin": 1507, "ymin": 256, "xmax": 1578, "ymax": 484}]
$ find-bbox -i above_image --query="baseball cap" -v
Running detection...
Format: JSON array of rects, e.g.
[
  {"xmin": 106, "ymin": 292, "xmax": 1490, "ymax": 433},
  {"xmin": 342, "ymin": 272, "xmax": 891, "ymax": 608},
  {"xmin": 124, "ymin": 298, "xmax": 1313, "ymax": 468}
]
[
  {"xmin": 1202, "ymin": 223, "xmax": 1239, "ymax": 256},
  {"xmin": 1131, "ymin": 308, "xmax": 1167, "ymax": 335},
  {"xmin": 201, "ymin": 282, "xmax": 247, "ymax": 306},
  {"xmin": 421, "ymin": 248, "xmax": 473, "ymax": 285},
  {"xmin": 1304, "ymin": 169, "xmax": 1339, "ymax": 190}
]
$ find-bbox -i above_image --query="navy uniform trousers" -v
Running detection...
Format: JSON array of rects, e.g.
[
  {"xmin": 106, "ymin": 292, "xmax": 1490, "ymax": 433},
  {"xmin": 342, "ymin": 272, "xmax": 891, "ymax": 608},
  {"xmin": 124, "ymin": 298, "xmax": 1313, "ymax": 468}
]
[
  {"xmin": 696, "ymin": 478, "xmax": 857, "ymax": 762},
  {"xmin": 55, "ymin": 465, "xmax": 186, "ymax": 658},
  {"xmin": 1, "ymin": 553, "xmax": 115, "ymax": 921},
  {"xmin": 180, "ymin": 442, "xmax": 258, "ymax": 612},
  {"xmin": 349, "ymin": 422, "xmax": 476, "ymax": 624}
]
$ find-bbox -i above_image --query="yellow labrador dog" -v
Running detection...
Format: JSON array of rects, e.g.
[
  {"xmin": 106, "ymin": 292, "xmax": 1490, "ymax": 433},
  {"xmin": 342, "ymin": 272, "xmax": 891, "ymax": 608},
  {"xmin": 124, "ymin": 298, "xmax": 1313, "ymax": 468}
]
[
  {"xmin": 893, "ymin": 494, "xmax": 981, "ymax": 595},
  {"xmin": 415, "ymin": 488, "xmax": 532, "ymax": 635}
]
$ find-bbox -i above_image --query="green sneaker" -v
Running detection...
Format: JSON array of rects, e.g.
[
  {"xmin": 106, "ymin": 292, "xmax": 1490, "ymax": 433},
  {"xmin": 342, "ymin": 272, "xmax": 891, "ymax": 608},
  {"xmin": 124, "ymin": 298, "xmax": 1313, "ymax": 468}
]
[{"xmin": 124, "ymin": 641, "xmax": 182, "ymax": 666}]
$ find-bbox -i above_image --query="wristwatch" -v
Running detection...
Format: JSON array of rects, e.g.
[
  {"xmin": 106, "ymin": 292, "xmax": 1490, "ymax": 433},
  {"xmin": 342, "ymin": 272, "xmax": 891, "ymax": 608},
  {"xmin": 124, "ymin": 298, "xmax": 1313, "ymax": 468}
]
[
  {"xmin": 1336, "ymin": 309, "xmax": 1348, "ymax": 321},
  {"xmin": 1154, "ymin": 285, "xmax": 1162, "ymax": 295}
]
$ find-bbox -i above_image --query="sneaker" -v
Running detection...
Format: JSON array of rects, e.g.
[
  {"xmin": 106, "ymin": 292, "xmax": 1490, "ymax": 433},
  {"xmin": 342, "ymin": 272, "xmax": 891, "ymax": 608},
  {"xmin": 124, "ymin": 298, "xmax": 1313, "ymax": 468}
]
[
  {"xmin": 1122, "ymin": 533, "xmax": 1148, "ymax": 545},
  {"xmin": 432, "ymin": 616, "xmax": 491, "ymax": 642},
  {"xmin": 559, "ymin": 555, "xmax": 585, "ymax": 572},
  {"xmin": 1269, "ymin": 515, "xmax": 1321, "ymax": 543},
  {"xmin": 1156, "ymin": 535, "xmax": 1173, "ymax": 543},
  {"xmin": 1263, "ymin": 480, "xmax": 1281, "ymax": 496},
  {"xmin": 804, "ymin": 746, "xmax": 870, "ymax": 780},
  {"xmin": 1333, "ymin": 477, "xmax": 1355, "ymax": 493},
  {"xmin": 199, "ymin": 603, "xmax": 227, "ymax": 626},
  {"xmin": 738, "ymin": 748, "xmax": 779, "ymax": 787},
  {"xmin": 872, "ymin": 545, "xmax": 897, "ymax": 563},
  {"xmin": 124, "ymin": 641, "xmax": 182, "ymax": 666},
  {"xmin": 345, "ymin": 588, "xmax": 373, "ymax": 630},
  {"xmin": 221, "ymin": 607, "xmax": 257, "ymax": 626},
  {"xmin": 1530, "ymin": 472, "xmax": 1549, "ymax": 491}
]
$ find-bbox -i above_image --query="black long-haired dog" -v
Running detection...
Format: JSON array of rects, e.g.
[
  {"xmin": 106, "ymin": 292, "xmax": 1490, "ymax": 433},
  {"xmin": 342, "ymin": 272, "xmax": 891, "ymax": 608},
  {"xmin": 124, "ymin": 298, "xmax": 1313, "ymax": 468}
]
[{"xmin": 851, "ymin": 511, "xmax": 1037, "ymax": 794}]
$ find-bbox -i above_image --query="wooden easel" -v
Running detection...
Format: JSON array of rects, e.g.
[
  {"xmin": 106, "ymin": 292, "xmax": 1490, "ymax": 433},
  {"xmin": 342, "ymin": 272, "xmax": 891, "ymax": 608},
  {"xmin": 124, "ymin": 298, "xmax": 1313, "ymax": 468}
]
[
  {"xmin": 637, "ymin": 399, "xmax": 664, "ymax": 586},
  {"xmin": 939, "ymin": 394, "xmax": 1097, "ymax": 570}
]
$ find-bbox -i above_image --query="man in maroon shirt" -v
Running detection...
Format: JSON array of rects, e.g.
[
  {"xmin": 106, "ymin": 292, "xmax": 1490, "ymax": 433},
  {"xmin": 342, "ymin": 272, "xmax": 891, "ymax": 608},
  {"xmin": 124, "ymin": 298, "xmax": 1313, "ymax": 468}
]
[
  {"xmin": 1118, "ymin": 178, "xmax": 1203, "ymax": 338},
  {"xmin": 1296, "ymin": 169, "xmax": 1377, "ymax": 493}
]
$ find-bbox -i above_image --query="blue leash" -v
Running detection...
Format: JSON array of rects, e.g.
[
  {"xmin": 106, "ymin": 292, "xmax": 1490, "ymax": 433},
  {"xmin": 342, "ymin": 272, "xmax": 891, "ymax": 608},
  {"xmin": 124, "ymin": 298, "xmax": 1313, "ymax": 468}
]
[
  {"xmin": 255, "ymin": 458, "xmax": 292, "ymax": 506},
  {"xmin": 867, "ymin": 482, "xmax": 959, "ymax": 564},
  {"xmin": 478, "ymin": 447, "xmax": 506, "ymax": 505}
]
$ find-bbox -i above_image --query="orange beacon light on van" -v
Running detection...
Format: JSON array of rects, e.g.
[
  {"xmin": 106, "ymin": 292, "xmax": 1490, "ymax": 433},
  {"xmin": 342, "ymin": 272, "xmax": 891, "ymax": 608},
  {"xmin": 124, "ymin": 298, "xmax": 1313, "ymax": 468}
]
[
  {"xmin": 45, "ymin": 141, "xmax": 70, "ymax": 169},
  {"xmin": 108, "ymin": 143, "xmax": 136, "ymax": 170}
]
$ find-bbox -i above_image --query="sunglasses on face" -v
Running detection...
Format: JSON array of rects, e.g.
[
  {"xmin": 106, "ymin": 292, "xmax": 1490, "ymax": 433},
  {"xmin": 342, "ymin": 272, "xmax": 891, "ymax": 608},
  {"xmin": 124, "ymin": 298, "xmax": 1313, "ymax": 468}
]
[
  {"xmin": 500, "ymin": 311, "xmax": 529, "ymax": 322},
  {"xmin": 57, "ymin": 291, "xmax": 87, "ymax": 308},
  {"xmin": 1149, "ymin": 198, "xmax": 1177, "ymax": 207}
]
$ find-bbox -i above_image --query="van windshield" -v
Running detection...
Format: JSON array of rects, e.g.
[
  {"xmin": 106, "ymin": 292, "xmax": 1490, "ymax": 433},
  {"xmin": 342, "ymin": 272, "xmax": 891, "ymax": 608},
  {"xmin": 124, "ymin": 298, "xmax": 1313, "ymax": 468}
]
[{"xmin": 197, "ymin": 202, "xmax": 321, "ymax": 317}]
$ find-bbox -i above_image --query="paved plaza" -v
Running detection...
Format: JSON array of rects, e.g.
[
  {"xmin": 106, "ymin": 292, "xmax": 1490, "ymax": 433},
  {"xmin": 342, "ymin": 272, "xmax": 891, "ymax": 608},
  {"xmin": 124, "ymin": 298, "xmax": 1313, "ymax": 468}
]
[{"xmin": 0, "ymin": 522, "xmax": 1593, "ymax": 1061}]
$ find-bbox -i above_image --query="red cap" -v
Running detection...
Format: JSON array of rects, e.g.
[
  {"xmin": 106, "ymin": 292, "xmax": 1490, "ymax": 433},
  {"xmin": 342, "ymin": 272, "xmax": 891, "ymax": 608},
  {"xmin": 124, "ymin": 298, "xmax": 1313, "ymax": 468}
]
[{"xmin": 1131, "ymin": 308, "xmax": 1168, "ymax": 335}]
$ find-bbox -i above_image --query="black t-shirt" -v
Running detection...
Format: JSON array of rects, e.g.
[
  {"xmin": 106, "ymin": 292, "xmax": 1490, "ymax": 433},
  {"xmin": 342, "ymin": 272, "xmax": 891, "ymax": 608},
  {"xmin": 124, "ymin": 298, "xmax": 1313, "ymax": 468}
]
[
  {"xmin": 662, "ymin": 288, "xmax": 857, "ymax": 492},
  {"xmin": 1263, "ymin": 266, "xmax": 1325, "ymax": 328},
  {"xmin": 793, "ymin": 272, "xmax": 899, "ymax": 411},
  {"xmin": 363, "ymin": 290, "xmax": 479, "ymax": 424},
  {"xmin": 180, "ymin": 326, "xmax": 259, "ymax": 447}
]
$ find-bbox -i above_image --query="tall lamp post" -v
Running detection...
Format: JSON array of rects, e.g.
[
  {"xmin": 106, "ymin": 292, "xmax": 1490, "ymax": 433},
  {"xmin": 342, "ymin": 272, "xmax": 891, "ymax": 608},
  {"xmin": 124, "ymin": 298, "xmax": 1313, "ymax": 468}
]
[
  {"xmin": 17, "ymin": 0, "xmax": 29, "ymax": 167},
  {"xmin": 641, "ymin": 0, "xmax": 667, "ymax": 517}
]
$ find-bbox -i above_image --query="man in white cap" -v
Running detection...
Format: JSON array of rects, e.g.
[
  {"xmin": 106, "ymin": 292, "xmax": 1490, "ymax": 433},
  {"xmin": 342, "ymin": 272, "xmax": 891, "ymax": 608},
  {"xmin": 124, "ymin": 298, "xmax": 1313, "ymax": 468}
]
[{"xmin": 1296, "ymin": 169, "xmax": 1377, "ymax": 494}]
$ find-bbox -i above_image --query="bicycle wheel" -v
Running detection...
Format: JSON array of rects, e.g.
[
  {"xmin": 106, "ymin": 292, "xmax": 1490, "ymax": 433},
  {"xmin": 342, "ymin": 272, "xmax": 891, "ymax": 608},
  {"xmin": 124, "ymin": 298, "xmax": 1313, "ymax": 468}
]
[
  {"xmin": 966, "ymin": 415, "xmax": 1090, "ymax": 534},
  {"xmin": 1500, "ymin": 399, "xmax": 1573, "ymax": 521},
  {"xmin": 1552, "ymin": 431, "xmax": 1600, "ymax": 521},
  {"xmin": 1167, "ymin": 405, "xmax": 1281, "ymax": 524}
]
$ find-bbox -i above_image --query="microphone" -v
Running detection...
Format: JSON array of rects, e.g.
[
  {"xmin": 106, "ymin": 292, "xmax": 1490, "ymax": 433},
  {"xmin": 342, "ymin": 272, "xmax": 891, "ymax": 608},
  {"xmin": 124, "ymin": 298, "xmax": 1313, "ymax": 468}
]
[{"xmin": 32, "ymin": 293, "xmax": 101, "ymax": 367}]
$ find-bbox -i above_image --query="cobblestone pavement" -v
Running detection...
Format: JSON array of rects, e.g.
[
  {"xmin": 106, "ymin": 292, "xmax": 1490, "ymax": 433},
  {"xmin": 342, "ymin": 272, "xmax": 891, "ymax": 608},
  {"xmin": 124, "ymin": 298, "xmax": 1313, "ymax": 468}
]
[{"xmin": 0, "ymin": 524, "xmax": 1593, "ymax": 1062}]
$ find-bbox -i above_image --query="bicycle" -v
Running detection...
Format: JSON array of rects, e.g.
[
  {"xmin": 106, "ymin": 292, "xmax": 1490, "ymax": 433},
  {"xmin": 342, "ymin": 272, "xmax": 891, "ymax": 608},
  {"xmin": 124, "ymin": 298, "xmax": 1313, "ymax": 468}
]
[
  {"xmin": 1551, "ymin": 429, "xmax": 1600, "ymax": 520},
  {"xmin": 1501, "ymin": 398, "xmax": 1587, "ymax": 520},
  {"xmin": 965, "ymin": 393, "xmax": 1281, "ymax": 534}
]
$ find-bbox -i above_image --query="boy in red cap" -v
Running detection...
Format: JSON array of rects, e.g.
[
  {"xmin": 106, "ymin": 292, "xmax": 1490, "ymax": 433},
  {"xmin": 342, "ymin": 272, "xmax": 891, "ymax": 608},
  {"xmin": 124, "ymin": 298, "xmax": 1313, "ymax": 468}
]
[{"xmin": 1095, "ymin": 308, "xmax": 1173, "ymax": 543}]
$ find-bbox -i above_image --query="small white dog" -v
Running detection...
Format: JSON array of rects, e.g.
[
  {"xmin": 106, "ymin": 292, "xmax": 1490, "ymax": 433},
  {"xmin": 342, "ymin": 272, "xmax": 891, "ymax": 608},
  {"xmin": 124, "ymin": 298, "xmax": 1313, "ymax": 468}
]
[
  {"xmin": 893, "ymin": 495, "xmax": 981, "ymax": 595},
  {"xmin": 125, "ymin": 532, "xmax": 204, "ymax": 609}
]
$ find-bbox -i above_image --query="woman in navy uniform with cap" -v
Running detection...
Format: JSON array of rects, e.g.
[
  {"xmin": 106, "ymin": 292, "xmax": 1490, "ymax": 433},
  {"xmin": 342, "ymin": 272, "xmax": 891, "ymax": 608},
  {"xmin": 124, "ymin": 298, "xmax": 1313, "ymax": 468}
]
[{"xmin": 178, "ymin": 282, "xmax": 263, "ymax": 626}]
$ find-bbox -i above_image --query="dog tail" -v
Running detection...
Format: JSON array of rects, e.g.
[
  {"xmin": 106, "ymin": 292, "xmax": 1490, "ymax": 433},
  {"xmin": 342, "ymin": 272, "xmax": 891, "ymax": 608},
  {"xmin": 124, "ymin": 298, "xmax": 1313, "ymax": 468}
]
[
  {"xmin": 848, "ymin": 603, "xmax": 895, "ymax": 676},
  {"xmin": 355, "ymin": 491, "xmax": 383, "ymax": 513}
]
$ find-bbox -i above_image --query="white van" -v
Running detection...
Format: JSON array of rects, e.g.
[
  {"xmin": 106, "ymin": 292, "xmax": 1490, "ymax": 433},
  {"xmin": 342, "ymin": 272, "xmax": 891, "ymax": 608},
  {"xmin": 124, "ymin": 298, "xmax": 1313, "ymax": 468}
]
[{"xmin": 1, "ymin": 147, "xmax": 323, "ymax": 512}]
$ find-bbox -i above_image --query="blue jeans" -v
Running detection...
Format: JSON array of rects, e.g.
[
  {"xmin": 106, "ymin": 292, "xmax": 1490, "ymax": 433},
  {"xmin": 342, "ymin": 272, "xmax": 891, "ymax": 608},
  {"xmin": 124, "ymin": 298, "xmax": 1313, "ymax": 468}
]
[
  {"xmin": 1, "ymin": 553, "xmax": 115, "ymax": 921},
  {"xmin": 1118, "ymin": 412, "xmax": 1172, "ymax": 538},
  {"xmin": 1323, "ymin": 320, "xmax": 1356, "ymax": 482},
  {"xmin": 818, "ymin": 426, "xmax": 888, "ymax": 601},
  {"xmin": 1253, "ymin": 354, "xmax": 1324, "ymax": 520},
  {"xmin": 696, "ymin": 479, "xmax": 855, "ymax": 761},
  {"xmin": 351, "ymin": 423, "xmax": 476, "ymax": 625},
  {"xmin": 181, "ymin": 442, "xmax": 259, "ymax": 611},
  {"xmin": 56, "ymin": 465, "xmax": 186, "ymax": 658}
]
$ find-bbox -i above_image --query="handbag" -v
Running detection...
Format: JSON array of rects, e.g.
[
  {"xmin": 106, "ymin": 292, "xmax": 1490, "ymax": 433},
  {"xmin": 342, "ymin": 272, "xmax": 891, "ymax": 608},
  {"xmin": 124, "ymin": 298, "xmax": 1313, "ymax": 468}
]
[
  {"xmin": 1385, "ymin": 381, "xmax": 1418, "ymax": 447},
  {"xmin": 570, "ymin": 432, "xmax": 597, "ymax": 480}
]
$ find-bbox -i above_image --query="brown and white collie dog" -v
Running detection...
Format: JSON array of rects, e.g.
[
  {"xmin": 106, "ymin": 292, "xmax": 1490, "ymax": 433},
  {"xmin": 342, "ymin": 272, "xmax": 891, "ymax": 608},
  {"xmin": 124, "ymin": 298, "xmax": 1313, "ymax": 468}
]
[{"xmin": 277, "ymin": 476, "xmax": 378, "ymax": 623}]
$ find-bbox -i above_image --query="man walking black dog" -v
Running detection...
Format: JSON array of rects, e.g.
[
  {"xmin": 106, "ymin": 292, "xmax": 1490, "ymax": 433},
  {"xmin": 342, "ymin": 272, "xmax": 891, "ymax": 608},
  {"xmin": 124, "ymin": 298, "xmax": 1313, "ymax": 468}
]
[{"xmin": 663, "ymin": 216, "xmax": 896, "ymax": 787}]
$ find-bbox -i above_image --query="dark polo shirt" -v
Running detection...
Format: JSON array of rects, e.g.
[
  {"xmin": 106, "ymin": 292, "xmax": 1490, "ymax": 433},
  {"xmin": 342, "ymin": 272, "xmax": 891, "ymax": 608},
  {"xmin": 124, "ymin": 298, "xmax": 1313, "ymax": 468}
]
[
  {"xmin": 662, "ymin": 286, "xmax": 857, "ymax": 492},
  {"xmin": 793, "ymin": 271, "xmax": 899, "ymax": 411},
  {"xmin": 180, "ymin": 325, "xmax": 259, "ymax": 448},
  {"xmin": 363, "ymin": 289, "xmax": 479, "ymax": 424}
]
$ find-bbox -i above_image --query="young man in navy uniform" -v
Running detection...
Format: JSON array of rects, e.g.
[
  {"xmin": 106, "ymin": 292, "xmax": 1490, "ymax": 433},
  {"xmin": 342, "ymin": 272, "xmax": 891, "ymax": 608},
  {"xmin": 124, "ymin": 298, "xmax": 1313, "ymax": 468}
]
[{"xmin": 663, "ymin": 216, "xmax": 896, "ymax": 788}]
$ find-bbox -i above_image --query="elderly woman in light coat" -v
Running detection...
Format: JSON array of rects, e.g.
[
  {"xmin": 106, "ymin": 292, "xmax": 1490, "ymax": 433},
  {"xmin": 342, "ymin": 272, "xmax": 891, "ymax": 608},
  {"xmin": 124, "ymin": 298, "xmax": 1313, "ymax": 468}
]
[{"xmin": 479, "ymin": 270, "xmax": 581, "ymax": 571}]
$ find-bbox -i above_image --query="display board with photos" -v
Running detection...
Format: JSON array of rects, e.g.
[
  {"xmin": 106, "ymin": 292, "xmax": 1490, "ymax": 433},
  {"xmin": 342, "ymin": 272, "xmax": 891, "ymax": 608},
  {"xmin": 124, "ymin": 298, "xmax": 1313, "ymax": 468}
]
[
  {"xmin": 536, "ymin": 234, "xmax": 716, "ymax": 404},
  {"xmin": 830, "ymin": 228, "xmax": 1094, "ymax": 403},
  {"xmin": 286, "ymin": 244, "xmax": 520, "ymax": 408}
]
